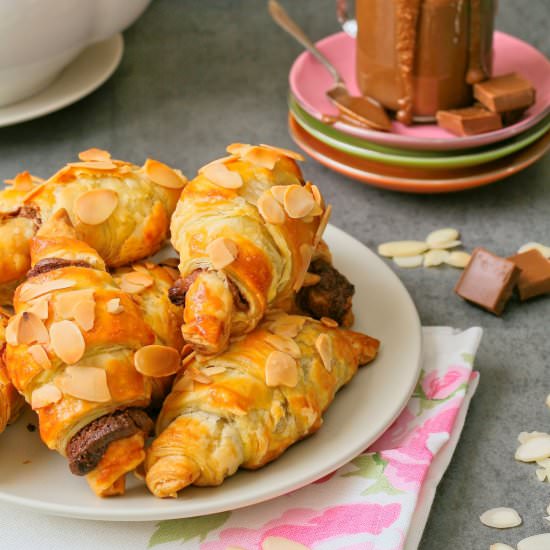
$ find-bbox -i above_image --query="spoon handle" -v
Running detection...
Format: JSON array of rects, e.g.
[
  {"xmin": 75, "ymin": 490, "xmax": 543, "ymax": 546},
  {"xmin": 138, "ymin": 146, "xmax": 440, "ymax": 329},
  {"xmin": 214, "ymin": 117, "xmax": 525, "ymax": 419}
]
[{"xmin": 268, "ymin": 0, "xmax": 344, "ymax": 86}]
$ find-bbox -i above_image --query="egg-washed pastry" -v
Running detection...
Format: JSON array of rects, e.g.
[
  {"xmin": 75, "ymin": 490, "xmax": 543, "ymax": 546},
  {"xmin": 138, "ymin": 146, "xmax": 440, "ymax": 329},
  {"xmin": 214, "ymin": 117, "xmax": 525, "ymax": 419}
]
[
  {"xmin": 145, "ymin": 313, "xmax": 379, "ymax": 498},
  {"xmin": 0, "ymin": 308, "xmax": 25, "ymax": 435},
  {"xmin": 5, "ymin": 210, "xmax": 183, "ymax": 497},
  {"xmin": 0, "ymin": 149, "xmax": 185, "ymax": 305},
  {"xmin": 169, "ymin": 143, "xmax": 330, "ymax": 355}
]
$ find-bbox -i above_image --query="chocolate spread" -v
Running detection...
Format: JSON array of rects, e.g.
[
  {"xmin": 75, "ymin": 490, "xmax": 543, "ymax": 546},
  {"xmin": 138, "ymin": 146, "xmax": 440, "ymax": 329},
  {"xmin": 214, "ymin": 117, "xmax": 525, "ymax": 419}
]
[
  {"xmin": 0, "ymin": 205, "xmax": 41, "ymax": 231},
  {"xmin": 66, "ymin": 408, "xmax": 153, "ymax": 475},
  {"xmin": 27, "ymin": 258, "xmax": 93, "ymax": 279}
]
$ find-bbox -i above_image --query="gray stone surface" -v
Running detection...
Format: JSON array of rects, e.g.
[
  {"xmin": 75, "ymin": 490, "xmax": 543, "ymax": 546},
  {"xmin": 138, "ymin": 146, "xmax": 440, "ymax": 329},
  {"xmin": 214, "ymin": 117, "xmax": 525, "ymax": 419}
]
[{"xmin": 0, "ymin": 0, "xmax": 549, "ymax": 548}]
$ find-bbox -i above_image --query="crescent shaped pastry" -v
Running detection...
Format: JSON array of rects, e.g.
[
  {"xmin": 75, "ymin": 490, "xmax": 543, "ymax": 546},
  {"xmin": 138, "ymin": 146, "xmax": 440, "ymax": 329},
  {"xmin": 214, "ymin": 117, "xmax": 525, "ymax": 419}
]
[
  {"xmin": 0, "ymin": 150, "xmax": 185, "ymax": 305},
  {"xmin": 145, "ymin": 313, "xmax": 379, "ymax": 498},
  {"xmin": 169, "ymin": 144, "xmax": 330, "ymax": 355},
  {"xmin": 5, "ymin": 210, "xmax": 183, "ymax": 496}
]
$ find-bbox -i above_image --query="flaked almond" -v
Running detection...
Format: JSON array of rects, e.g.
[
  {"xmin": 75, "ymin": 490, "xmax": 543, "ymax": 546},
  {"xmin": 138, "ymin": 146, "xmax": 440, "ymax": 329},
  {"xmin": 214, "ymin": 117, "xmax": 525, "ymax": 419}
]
[
  {"xmin": 518, "ymin": 534, "xmax": 550, "ymax": 550},
  {"xmin": 201, "ymin": 162, "xmax": 243, "ymax": 189},
  {"xmin": 268, "ymin": 315, "xmax": 306, "ymax": 338},
  {"xmin": 537, "ymin": 458, "xmax": 550, "ymax": 468},
  {"xmin": 426, "ymin": 228, "xmax": 459, "ymax": 246},
  {"xmin": 55, "ymin": 366, "xmax": 111, "ymax": 402},
  {"xmin": 68, "ymin": 160, "xmax": 117, "ymax": 170},
  {"xmin": 320, "ymin": 317, "xmax": 338, "ymax": 328},
  {"xmin": 429, "ymin": 239, "xmax": 462, "ymax": 250},
  {"xmin": 262, "ymin": 537, "xmax": 310, "ymax": 550},
  {"xmin": 144, "ymin": 158, "xmax": 187, "ymax": 189},
  {"xmin": 132, "ymin": 263, "xmax": 149, "ymax": 274},
  {"xmin": 120, "ymin": 271, "xmax": 154, "ymax": 294},
  {"xmin": 293, "ymin": 243, "xmax": 313, "ymax": 292},
  {"xmin": 445, "ymin": 251, "xmax": 471, "ymax": 268},
  {"xmin": 519, "ymin": 431, "xmax": 549, "ymax": 444},
  {"xmin": 313, "ymin": 204, "xmax": 332, "ymax": 248},
  {"xmin": 28, "ymin": 344, "xmax": 51, "ymax": 369},
  {"xmin": 75, "ymin": 189, "xmax": 119, "ymax": 225},
  {"xmin": 55, "ymin": 289, "xmax": 94, "ymax": 319},
  {"xmin": 490, "ymin": 544, "xmax": 515, "ymax": 550},
  {"xmin": 19, "ymin": 279, "xmax": 76, "ymax": 302},
  {"xmin": 536, "ymin": 468, "xmax": 548, "ymax": 482},
  {"xmin": 283, "ymin": 185, "xmax": 315, "ymax": 219},
  {"xmin": 302, "ymin": 272, "xmax": 321, "ymax": 287},
  {"xmin": 78, "ymin": 148, "xmax": 111, "ymax": 162},
  {"xmin": 270, "ymin": 185, "xmax": 288, "ymax": 204},
  {"xmin": 5, "ymin": 171, "xmax": 35, "ymax": 192},
  {"xmin": 4, "ymin": 315, "xmax": 20, "ymax": 346},
  {"xmin": 201, "ymin": 365, "xmax": 226, "ymax": 376},
  {"xmin": 310, "ymin": 184, "xmax": 323, "ymax": 206},
  {"xmin": 518, "ymin": 242, "xmax": 550, "ymax": 258},
  {"xmin": 242, "ymin": 146, "xmax": 281, "ymax": 170},
  {"xmin": 378, "ymin": 241, "xmax": 429, "ymax": 258},
  {"xmin": 73, "ymin": 298, "xmax": 95, "ymax": 332},
  {"xmin": 265, "ymin": 333, "xmax": 301, "ymax": 358},
  {"xmin": 186, "ymin": 365, "xmax": 213, "ymax": 384},
  {"xmin": 393, "ymin": 255, "xmax": 424, "ymax": 268},
  {"xmin": 516, "ymin": 436, "xmax": 550, "ymax": 462},
  {"xmin": 134, "ymin": 345, "xmax": 181, "ymax": 377},
  {"xmin": 265, "ymin": 351, "xmax": 298, "ymax": 387},
  {"xmin": 315, "ymin": 333, "xmax": 332, "ymax": 372},
  {"xmin": 106, "ymin": 298, "xmax": 124, "ymax": 314},
  {"xmin": 259, "ymin": 144, "xmax": 304, "ymax": 161},
  {"xmin": 207, "ymin": 237, "xmax": 238, "ymax": 269},
  {"xmin": 480, "ymin": 507, "xmax": 522, "ymax": 529},
  {"xmin": 199, "ymin": 155, "xmax": 235, "ymax": 173},
  {"xmin": 49, "ymin": 320, "xmax": 85, "ymax": 364},
  {"xmin": 31, "ymin": 383, "xmax": 62, "ymax": 409},
  {"xmin": 423, "ymin": 249, "xmax": 451, "ymax": 267},
  {"xmin": 17, "ymin": 312, "xmax": 49, "ymax": 345},
  {"xmin": 27, "ymin": 295, "xmax": 50, "ymax": 320},
  {"xmin": 226, "ymin": 143, "xmax": 253, "ymax": 156},
  {"xmin": 258, "ymin": 192, "xmax": 285, "ymax": 224}
]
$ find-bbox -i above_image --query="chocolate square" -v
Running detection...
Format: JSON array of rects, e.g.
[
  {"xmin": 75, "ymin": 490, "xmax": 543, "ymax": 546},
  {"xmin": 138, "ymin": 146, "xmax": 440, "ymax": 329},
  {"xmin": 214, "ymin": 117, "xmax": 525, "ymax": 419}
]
[
  {"xmin": 454, "ymin": 247, "xmax": 520, "ymax": 315},
  {"xmin": 509, "ymin": 249, "xmax": 550, "ymax": 301},
  {"xmin": 473, "ymin": 73, "xmax": 535, "ymax": 113},
  {"xmin": 436, "ymin": 105, "xmax": 502, "ymax": 136}
]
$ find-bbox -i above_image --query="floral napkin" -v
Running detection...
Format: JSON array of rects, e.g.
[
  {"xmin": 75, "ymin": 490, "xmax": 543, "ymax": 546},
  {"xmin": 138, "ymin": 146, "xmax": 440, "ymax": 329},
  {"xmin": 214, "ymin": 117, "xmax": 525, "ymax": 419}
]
[{"xmin": 0, "ymin": 326, "xmax": 482, "ymax": 550}]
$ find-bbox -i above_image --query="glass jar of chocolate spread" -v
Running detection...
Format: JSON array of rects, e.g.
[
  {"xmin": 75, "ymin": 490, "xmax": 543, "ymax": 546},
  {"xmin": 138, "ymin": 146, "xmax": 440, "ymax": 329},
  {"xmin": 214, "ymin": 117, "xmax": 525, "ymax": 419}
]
[{"xmin": 354, "ymin": 0, "xmax": 497, "ymax": 124}]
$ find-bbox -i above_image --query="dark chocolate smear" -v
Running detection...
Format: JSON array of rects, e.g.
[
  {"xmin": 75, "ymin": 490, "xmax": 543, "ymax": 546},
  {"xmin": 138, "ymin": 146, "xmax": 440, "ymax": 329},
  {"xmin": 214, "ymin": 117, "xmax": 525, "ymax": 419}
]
[{"xmin": 27, "ymin": 258, "xmax": 92, "ymax": 279}]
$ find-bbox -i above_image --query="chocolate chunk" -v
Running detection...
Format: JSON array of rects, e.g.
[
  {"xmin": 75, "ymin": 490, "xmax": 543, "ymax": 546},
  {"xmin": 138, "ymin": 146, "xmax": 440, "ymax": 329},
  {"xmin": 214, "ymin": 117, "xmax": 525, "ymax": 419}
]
[
  {"xmin": 66, "ymin": 408, "xmax": 153, "ymax": 475},
  {"xmin": 508, "ymin": 249, "xmax": 550, "ymax": 301},
  {"xmin": 501, "ymin": 108, "xmax": 527, "ymax": 126},
  {"xmin": 27, "ymin": 257, "xmax": 92, "ymax": 279},
  {"xmin": 454, "ymin": 247, "xmax": 520, "ymax": 315},
  {"xmin": 474, "ymin": 73, "xmax": 536, "ymax": 113},
  {"xmin": 436, "ymin": 105, "xmax": 502, "ymax": 136},
  {"xmin": 297, "ymin": 259, "xmax": 355, "ymax": 326}
]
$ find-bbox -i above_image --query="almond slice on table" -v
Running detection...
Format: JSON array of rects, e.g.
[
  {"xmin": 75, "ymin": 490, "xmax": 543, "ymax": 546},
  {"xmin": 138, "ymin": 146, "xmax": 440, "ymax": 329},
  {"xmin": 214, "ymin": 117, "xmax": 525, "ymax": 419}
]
[
  {"xmin": 16, "ymin": 312, "xmax": 49, "ymax": 345},
  {"xmin": 265, "ymin": 333, "xmax": 301, "ymax": 358},
  {"xmin": 201, "ymin": 162, "xmax": 243, "ymax": 189},
  {"xmin": 68, "ymin": 161, "xmax": 117, "ymax": 170},
  {"xmin": 262, "ymin": 536, "xmax": 310, "ymax": 550},
  {"xmin": 259, "ymin": 144, "xmax": 304, "ymax": 161},
  {"xmin": 425, "ymin": 227, "xmax": 460, "ymax": 246},
  {"xmin": 265, "ymin": 351, "xmax": 298, "ymax": 387},
  {"xmin": 28, "ymin": 344, "xmax": 51, "ymax": 369},
  {"xmin": 518, "ymin": 242, "xmax": 550, "ymax": 258},
  {"xmin": 517, "ymin": 534, "xmax": 550, "ymax": 550},
  {"xmin": 270, "ymin": 185, "xmax": 288, "ymax": 204},
  {"xmin": 258, "ymin": 192, "xmax": 286, "ymax": 224},
  {"xmin": 393, "ymin": 255, "xmax": 424, "ymax": 268},
  {"xmin": 31, "ymin": 383, "xmax": 62, "ymax": 409},
  {"xmin": 378, "ymin": 241, "xmax": 429, "ymax": 258},
  {"xmin": 134, "ymin": 345, "xmax": 181, "ymax": 377},
  {"xmin": 242, "ymin": 146, "xmax": 281, "ymax": 170},
  {"xmin": 55, "ymin": 366, "xmax": 111, "ymax": 402},
  {"xmin": 143, "ymin": 158, "xmax": 187, "ymax": 189},
  {"xmin": 518, "ymin": 431, "xmax": 549, "ymax": 444},
  {"xmin": 78, "ymin": 148, "xmax": 111, "ymax": 162},
  {"xmin": 515, "ymin": 435, "xmax": 550, "ymax": 462},
  {"xmin": 49, "ymin": 320, "xmax": 85, "ymax": 364},
  {"xmin": 444, "ymin": 251, "xmax": 471, "ymax": 268},
  {"xmin": 480, "ymin": 507, "xmax": 522, "ymax": 529},
  {"xmin": 428, "ymin": 240, "xmax": 462, "ymax": 250},
  {"xmin": 283, "ymin": 185, "xmax": 315, "ymax": 219},
  {"xmin": 106, "ymin": 298, "xmax": 124, "ymax": 314},
  {"xmin": 423, "ymin": 249, "xmax": 451, "ymax": 267},
  {"xmin": 120, "ymin": 271, "xmax": 154, "ymax": 294},
  {"xmin": 315, "ymin": 333, "xmax": 332, "ymax": 372},
  {"xmin": 313, "ymin": 204, "xmax": 332, "ymax": 248},
  {"xmin": 207, "ymin": 237, "xmax": 238, "ymax": 269},
  {"xmin": 27, "ymin": 295, "xmax": 50, "ymax": 320},
  {"xmin": 19, "ymin": 279, "xmax": 76, "ymax": 302},
  {"xmin": 75, "ymin": 189, "xmax": 119, "ymax": 225}
]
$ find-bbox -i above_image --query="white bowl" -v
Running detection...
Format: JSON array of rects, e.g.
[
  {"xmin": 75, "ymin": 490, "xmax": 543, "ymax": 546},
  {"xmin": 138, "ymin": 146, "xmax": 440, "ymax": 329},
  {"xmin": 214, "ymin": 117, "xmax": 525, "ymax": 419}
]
[{"xmin": 0, "ymin": 0, "xmax": 151, "ymax": 106}]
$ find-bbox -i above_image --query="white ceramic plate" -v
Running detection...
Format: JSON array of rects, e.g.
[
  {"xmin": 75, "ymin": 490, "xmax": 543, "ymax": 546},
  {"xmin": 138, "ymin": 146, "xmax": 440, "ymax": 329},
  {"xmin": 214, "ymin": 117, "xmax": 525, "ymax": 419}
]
[
  {"xmin": 0, "ymin": 225, "xmax": 422, "ymax": 521},
  {"xmin": 0, "ymin": 34, "xmax": 123, "ymax": 128}
]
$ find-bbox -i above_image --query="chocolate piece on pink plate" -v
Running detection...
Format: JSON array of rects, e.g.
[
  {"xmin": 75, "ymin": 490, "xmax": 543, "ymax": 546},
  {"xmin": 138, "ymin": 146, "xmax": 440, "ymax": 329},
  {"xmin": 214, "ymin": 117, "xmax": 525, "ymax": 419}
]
[
  {"xmin": 473, "ymin": 73, "xmax": 536, "ymax": 113},
  {"xmin": 436, "ymin": 105, "xmax": 502, "ymax": 136}
]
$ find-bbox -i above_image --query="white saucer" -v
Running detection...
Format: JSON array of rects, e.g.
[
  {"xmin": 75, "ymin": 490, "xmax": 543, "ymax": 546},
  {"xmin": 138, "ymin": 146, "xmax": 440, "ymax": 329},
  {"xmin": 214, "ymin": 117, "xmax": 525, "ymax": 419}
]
[{"xmin": 0, "ymin": 34, "xmax": 124, "ymax": 128}]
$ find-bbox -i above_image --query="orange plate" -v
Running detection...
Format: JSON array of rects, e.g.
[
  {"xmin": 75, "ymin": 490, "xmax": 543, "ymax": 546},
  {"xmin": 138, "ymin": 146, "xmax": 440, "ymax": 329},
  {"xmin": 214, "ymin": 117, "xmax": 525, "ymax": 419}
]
[{"xmin": 288, "ymin": 113, "xmax": 550, "ymax": 194}]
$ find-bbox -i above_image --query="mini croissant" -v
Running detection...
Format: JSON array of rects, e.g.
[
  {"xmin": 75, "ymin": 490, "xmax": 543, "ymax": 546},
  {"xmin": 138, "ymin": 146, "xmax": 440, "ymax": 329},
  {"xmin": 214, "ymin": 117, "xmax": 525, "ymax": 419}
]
[
  {"xmin": 0, "ymin": 149, "xmax": 185, "ymax": 305},
  {"xmin": 145, "ymin": 313, "xmax": 379, "ymax": 498},
  {"xmin": 5, "ymin": 210, "xmax": 183, "ymax": 496},
  {"xmin": 169, "ymin": 144, "xmax": 331, "ymax": 355}
]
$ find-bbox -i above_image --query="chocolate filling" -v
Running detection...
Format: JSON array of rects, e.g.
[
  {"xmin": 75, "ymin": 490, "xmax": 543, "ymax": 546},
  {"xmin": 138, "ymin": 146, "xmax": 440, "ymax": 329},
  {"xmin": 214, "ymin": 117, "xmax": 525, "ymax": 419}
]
[
  {"xmin": 27, "ymin": 258, "xmax": 93, "ymax": 279},
  {"xmin": 297, "ymin": 259, "xmax": 355, "ymax": 325},
  {"xmin": 0, "ymin": 205, "xmax": 41, "ymax": 231},
  {"xmin": 66, "ymin": 408, "xmax": 153, "ymax": 476}
]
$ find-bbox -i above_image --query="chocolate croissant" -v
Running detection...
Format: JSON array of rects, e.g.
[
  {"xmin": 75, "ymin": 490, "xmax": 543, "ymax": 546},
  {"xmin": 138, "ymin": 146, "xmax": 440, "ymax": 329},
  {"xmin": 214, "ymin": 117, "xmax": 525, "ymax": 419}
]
[
  {"xmin": 169, "ymin": 144, "xmax": 331, "ymax": 355},
  {"xmin": 145, "ymin": 313, "xmax": 379, "ymax": 498},
  {"xmin": 5, "ymin": 210, "xmax": 183, "ymax": 496},
  {"xmin": 0, "ymin": 308, "xmax": 25, "ymax": 435},
  {"xmin": 0, "ymin": 149, "xmax": 185, "ymax": 305}
]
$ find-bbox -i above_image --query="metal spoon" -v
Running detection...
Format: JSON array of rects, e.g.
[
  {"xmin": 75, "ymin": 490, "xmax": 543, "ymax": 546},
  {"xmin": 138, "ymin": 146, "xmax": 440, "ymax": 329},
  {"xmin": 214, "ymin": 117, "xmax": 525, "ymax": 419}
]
[{"xmin": 268, "ymin": 0, "xmax": 392, "ymax": 132}]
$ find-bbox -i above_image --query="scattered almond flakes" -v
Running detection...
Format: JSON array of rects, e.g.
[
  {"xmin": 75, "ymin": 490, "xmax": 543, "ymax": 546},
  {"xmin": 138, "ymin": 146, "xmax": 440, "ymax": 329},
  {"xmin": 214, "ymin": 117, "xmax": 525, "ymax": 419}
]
[
  {"xmin": 265, "ymin": 351, "xmax": 298, "ymax": 387},
  {"xmin": 120, "ymin": 271, "xmax": 154, "ymax": 294},
  {"xmin": 315, "ymin": 333, "xmax": 332, "ymax": 372},
  {"xmin": 201, "ymin": 162, "xmax": 243, "ymax": 189},
  {"xmin": 268, "ymin": 315, "xmax": 306, "ymax": 338},
  {"xmin": 313, "ymin": 204, "xmax": 332, "ymax": 248},
  {"xmin": 270, "ymin": 185, "xmax": 288, "ymax": 204},
  {"xmin": 78, "ymin": 148, "xmax": 111, "ymax": 162},
  {"xmin": 27, "ymin": 295, "xmax": 50, "ymax": 320},
  {"xmin": 19, "ymin": 279, "xmax": 76, "ymax": 302},
  {"xmin": 283, "ymin": 185, "xmax": 315, "ymax": 219},
  {"xmin": 143, "ymin": 158, "xmax": 187, "ymax": 189},
  {"xmin": 49, "ymin": 320, "xmax": 85, "ymax": 364},
  {"xmin": 429, "ymin": 239, "xmax": 462, "ymax": 250},
  {"xmin": 68, "ymin": 160, "xmax": 117, "ymax": 170},
  {"xmin": 72, "ymin": 298, "xmax": 95, "ymax": 332},
  {"xmin": 480, "ymin": 507, "xmax": 522, "ymax": 529},
  {"xmin": 185, "ymin": 365, "xmax": 213, "ymax": 385},
  {"xmin": 426, "ymin": 228, "xmax": 459, "ymax": 246},
  {"xmin": 55, "ymin": 366, "xmax": 111, "ymax": 402},
  {"xmin": 378, "ymin": 241, "xmax": 429, "ymax": 258},
  {"xmin": 75, "ymin": 189, "xmax": 119, "ymax": 225},
  {"xmin": 393, "ymin": 255, "xmax": 424, "ymax": 268},
  {"xmin": 207, "ymin": 237, "xmax": 238, "ymax": 270},
  {"xmin": 242, "ymin": 146, "xmax": 281, "ymax": 170},
  {"xmin": 134, "ymin": 345, "xmax": 181, "ymax": 377},
  {"xmin": 445, "ymin": 251, "xmax": 471, "ymax": 268},
  {"xmin": 320, "ymin": 317, "xmax": 338, "ymax": 328},
  {"xmin": 293, "ymin": 243, "xmax": 313, "ymax": 292},
  {"xmin": 258, "ymin": 192, "xmax": 286, "ymax": 224},
  {"xmin": 259, "ymin": 144, "xmax": 304, "ymax": 161},
  {"xmin": 106, "ymin": 298, "xmax": 124, "ymax": 314},
  {"xmin": 423, "ymin": 249, "xmax": 451, "ymax": 267},
  {"xmin": 16, "ymin": 312, "xmax": 49, "ymax": 345},
  {"xmin": 31, "ymin": 383, "xmax": 62, "ymax": 409},
  {"xmin": 265, "ymin": 333, "xmax": 301, "ymax": 358},
  {"xmin": 28, "ymin": 344, "xmax": 51, "ymax": 369}
]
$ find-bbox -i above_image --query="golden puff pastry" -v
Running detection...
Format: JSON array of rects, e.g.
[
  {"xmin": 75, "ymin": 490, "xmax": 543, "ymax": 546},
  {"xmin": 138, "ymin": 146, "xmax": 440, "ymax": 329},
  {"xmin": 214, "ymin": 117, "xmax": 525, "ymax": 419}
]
[
  {"xmin": 169, "ymin": 144, "xmax": 330, "ymax": 355},
  {"xmin": 0, "ymin": 149, "xmax": 185, "ymax": 305},
  {"xmin": 145, "ymin": 313, "xmax": 379, "ymax": 498},
  {"xmin": 5, "ymin": 210, "xmax": 182, "ymax": 497},
  {"xmin": 0, "ymin": 308, "xmax": 25, "ymax": 435}
]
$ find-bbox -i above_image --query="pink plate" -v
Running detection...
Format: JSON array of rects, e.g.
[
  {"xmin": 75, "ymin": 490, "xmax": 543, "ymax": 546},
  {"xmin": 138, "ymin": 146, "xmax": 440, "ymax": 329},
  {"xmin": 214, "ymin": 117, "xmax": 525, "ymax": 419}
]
[{"xmin": 289, "ymin": 31, "xmax": 550, "ymax": 151}]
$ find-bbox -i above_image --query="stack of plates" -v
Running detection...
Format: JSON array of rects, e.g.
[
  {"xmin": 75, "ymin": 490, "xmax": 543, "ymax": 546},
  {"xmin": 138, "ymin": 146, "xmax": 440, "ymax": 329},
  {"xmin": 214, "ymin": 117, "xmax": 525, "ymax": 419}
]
[{"xmin": 288, "ymin": 31, "xmax": 550, "ymax": 193}]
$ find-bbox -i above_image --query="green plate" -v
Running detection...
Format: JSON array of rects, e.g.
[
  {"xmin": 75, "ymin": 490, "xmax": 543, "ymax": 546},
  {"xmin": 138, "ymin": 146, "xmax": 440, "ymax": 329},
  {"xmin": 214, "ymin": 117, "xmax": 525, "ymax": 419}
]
[{"xmin": 289, "ymin": 96, "xmax": 550, "ymax": 169}]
